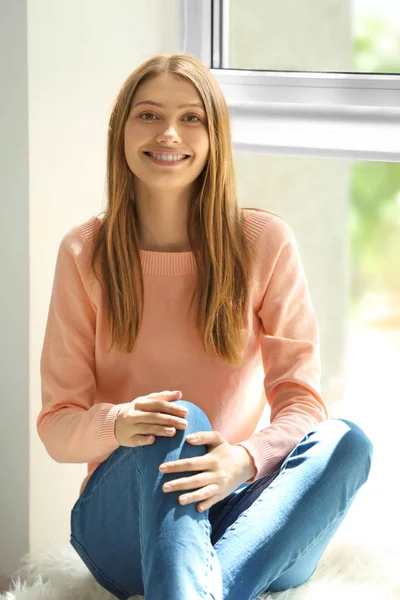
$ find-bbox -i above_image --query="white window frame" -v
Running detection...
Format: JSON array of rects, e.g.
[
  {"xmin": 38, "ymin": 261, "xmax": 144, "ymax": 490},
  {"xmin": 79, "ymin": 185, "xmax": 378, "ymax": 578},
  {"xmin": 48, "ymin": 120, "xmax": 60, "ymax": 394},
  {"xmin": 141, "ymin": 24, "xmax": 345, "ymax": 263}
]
[{"xmin": 180, "ymin": 0, "xmax": 400, "ymax": 162}]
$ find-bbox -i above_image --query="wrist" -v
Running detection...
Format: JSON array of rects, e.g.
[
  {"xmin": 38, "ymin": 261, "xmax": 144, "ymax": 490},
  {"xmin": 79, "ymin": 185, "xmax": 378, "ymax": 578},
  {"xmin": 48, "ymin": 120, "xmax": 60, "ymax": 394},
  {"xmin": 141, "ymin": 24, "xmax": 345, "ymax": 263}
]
[{"xmin": 234, "ymin": 444, "xmax": 257, "ymax": 483}]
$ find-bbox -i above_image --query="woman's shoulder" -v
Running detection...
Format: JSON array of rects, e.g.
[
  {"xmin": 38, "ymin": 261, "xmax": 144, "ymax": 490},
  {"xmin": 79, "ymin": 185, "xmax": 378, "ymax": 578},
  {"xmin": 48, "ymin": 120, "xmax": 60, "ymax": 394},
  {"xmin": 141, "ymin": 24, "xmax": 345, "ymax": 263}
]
[
  {"xmin": 54, "ymin": 216, "xmax": 104, "ymax": 283},
  {"xmin": 242, "ymin": 207, "xmax": 296, "ymax": 248},
  {"xmin": 60, "ymin": 214, "xmax": 103, "ymax": 253}
]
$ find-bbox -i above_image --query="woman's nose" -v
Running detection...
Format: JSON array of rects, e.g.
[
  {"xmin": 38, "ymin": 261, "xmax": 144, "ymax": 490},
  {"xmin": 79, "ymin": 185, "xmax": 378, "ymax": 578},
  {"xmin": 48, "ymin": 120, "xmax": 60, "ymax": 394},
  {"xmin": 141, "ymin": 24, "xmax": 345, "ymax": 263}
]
[{"xmin": 156, "ymin": 129, "xmax": 181, "ymax": 142}]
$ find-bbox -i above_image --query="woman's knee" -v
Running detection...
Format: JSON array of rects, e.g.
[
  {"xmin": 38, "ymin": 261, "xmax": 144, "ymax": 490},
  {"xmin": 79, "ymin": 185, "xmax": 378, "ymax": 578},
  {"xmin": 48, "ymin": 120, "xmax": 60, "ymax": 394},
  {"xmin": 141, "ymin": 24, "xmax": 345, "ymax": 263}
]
[
  {"xmin": 336, "ymin": 419, "xmax": 373, "ymax": 456},
  {"xmin": 328, "ymin": 418, "xmax": 374, "ymax": 481},
  {"xmin": 171, "ymin": 400, "xmax": 213, "ymax": 431},
  {"xmin": 119, "ymin": 401, "xmax": 212, "ymax": 469}
]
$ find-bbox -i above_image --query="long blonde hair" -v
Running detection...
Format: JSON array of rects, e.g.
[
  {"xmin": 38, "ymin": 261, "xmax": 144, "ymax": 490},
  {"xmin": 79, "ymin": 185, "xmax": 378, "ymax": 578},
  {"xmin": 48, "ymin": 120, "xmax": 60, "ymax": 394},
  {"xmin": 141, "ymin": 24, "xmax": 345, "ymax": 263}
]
[{"xmin": 91, "ymin": 53, "xmax": 271, "ymax": 366}]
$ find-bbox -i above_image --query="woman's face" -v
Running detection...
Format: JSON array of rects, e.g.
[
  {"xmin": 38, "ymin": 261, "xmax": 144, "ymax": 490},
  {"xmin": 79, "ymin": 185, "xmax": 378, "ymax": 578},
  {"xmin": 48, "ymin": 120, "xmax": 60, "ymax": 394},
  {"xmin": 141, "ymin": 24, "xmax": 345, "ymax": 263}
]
[{"xmin": 124, "ymin": 74, "xmax": 210, "ymax": 191}]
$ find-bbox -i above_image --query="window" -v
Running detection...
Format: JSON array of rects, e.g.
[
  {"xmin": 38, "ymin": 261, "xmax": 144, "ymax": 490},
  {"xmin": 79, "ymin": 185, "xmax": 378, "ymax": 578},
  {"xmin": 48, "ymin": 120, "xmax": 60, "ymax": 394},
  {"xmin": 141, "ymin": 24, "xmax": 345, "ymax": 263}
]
[{"xmin": 225, "ymin": 0, "xmax": 400, "ymax": 73}]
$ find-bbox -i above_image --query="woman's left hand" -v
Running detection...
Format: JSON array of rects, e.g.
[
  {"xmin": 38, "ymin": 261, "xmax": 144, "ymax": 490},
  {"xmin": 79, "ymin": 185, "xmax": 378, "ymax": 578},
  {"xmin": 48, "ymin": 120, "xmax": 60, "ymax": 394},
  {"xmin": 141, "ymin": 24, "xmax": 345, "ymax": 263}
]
[{"xmin": 158, "ymin": 430, "xmax": 253, "ymax": 512}]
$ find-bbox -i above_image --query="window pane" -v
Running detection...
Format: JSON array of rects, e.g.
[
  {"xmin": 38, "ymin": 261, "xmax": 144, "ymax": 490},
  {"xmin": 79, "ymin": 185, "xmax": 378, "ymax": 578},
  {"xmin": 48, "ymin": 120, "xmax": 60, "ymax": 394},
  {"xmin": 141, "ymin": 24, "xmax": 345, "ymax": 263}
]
[
  {"xmin": 229, "ymin": 0, "xmax": 400, "ymax": 73},
  {"xmin": 234, "ymin": 152, "xmax": 400, "ymax": 538}
]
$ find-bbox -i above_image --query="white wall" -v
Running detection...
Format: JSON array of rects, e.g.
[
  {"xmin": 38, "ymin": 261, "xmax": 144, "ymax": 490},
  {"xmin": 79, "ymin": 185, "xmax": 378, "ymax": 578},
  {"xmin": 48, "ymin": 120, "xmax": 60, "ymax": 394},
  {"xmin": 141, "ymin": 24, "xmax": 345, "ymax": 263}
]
[{"xmin": 0, "ymin": 0, "xmax": 29, "ymax": 580}]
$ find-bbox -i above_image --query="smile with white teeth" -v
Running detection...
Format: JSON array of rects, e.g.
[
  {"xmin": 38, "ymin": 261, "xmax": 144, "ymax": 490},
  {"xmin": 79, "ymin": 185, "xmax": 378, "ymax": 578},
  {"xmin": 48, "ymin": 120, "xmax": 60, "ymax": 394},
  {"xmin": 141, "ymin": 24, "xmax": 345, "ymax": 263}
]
[{"xmin": 146, "ymin": 152, "xmax": 188, "ymax": 162}]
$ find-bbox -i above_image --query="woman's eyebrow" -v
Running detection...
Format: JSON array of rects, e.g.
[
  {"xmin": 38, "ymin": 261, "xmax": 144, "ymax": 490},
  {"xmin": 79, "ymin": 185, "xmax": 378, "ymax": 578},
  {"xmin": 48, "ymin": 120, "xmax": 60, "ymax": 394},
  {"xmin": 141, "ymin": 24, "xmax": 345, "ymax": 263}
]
[{"xmin": 133, "ymin": 100, "xmax": 205, "ymax": 110}]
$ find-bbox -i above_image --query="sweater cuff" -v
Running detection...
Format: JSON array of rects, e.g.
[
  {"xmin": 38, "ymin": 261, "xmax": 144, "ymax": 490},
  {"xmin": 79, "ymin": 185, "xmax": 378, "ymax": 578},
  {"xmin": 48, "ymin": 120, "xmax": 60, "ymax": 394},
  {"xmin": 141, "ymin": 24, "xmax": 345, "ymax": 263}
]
[
  {"xmin": 98, "ymin": 403, "xmax": 125, "ymax": 446},
  {"xmin": 236, "ymin": 436, "xmax": 276, "ymax": 483}
]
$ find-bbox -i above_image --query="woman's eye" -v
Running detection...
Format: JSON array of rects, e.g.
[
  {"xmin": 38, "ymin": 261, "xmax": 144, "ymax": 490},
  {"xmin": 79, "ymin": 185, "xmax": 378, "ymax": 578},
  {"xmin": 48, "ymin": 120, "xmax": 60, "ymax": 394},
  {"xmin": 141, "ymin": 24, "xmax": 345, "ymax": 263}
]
[{"xmin": 139, "ymin": 113, "xmax": 201, "ymax": 122}]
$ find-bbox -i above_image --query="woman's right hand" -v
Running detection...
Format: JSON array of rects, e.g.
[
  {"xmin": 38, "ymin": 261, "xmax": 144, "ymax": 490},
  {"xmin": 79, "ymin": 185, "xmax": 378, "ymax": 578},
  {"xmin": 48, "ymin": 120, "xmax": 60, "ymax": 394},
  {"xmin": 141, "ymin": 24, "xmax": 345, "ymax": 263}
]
[{"xmin": 114, "ymin": 390, "xmax": 189, "ymax": 447}]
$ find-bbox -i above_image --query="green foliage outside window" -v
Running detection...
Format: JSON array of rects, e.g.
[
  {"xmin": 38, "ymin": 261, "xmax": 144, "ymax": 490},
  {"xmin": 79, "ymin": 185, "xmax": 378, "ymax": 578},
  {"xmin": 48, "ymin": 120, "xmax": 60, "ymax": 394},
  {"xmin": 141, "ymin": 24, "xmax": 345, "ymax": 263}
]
[{"xmin": 351, "ymin": 17, "xmax": 400, "ymax": 308}]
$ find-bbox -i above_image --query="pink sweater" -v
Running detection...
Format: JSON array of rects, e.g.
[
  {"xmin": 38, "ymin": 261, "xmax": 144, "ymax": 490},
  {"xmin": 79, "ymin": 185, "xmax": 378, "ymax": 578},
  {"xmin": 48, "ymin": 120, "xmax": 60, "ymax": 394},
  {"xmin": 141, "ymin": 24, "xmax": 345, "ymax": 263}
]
[{"xmin": 38, "ymin": 209, "xmax": 328, "ymax": 498}]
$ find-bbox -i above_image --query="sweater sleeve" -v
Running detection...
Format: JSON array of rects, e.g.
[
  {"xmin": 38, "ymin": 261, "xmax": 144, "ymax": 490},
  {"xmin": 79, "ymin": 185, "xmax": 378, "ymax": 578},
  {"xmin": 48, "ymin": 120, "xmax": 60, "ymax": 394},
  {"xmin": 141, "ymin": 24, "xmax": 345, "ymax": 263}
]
[
  {"xmin": 37, "ymin": 229, "xmax": 123, "ymax": 463},
  {"xmin": 236, "ymin": 218, "xmax": 329, "ymax": 482}
]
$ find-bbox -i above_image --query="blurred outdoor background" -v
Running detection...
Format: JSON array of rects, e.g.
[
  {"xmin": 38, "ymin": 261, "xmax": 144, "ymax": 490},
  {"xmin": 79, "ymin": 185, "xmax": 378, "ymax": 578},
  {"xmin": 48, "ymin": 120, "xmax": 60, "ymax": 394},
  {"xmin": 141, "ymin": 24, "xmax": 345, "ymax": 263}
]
[{"xmin": 338, "ymin": 3, "xmax": 400, "ymax": 540}]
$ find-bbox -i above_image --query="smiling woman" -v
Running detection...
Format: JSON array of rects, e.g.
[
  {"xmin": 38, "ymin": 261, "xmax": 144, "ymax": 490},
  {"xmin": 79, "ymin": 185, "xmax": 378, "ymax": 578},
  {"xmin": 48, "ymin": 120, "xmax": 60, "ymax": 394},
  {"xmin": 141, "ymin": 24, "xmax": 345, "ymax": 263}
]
[{"xmin": 37, "ymin": 52, "xmax": 373, "ymax": 600}]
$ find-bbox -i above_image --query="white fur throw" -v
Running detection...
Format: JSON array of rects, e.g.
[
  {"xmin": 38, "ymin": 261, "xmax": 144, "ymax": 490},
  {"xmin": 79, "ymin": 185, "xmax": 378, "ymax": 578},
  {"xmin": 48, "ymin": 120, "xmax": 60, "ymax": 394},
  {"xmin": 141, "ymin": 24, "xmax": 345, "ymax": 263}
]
[{"xmin": 2, "ymin": 527, "xmax": 399, "ymax": 600}]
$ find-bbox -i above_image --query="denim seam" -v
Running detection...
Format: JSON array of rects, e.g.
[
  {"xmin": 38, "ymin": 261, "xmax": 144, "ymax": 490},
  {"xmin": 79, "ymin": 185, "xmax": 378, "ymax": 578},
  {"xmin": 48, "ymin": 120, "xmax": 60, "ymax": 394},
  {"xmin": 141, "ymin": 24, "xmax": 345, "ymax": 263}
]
[
  {"xmin": 201, "ymin": 513, "xmax": 217, "ymax": 600},
  {"xmin": 136, "ymin": 462, "xmax": 147, "ymax": 594},
  {"xmin": 70, "ymin": 534, "xmax": 130, "ymax": 599}
]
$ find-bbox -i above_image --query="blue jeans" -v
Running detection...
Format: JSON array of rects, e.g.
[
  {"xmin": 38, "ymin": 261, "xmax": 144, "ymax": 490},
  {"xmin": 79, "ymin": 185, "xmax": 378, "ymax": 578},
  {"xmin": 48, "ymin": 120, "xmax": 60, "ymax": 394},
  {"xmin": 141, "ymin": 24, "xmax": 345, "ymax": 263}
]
[{"xmin": 70, "ymin": 400, "xmax": 373, "ymax": 600}]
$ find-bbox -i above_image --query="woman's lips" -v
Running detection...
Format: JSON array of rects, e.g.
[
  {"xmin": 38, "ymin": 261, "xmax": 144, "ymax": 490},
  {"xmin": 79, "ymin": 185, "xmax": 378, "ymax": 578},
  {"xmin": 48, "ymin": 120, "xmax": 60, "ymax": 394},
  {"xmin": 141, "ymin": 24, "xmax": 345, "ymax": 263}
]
[{"xmin": 143, "ymin": 152, "xmax": 190, "ymax": 167}]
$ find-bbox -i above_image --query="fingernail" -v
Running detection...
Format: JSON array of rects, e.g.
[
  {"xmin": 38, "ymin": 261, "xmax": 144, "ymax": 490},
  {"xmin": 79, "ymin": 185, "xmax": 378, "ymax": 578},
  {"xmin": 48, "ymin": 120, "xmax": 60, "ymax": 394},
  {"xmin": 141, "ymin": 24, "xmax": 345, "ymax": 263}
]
[{"xmin": 186, "ymin": 434, "xmax": 197, "ymax": 441}]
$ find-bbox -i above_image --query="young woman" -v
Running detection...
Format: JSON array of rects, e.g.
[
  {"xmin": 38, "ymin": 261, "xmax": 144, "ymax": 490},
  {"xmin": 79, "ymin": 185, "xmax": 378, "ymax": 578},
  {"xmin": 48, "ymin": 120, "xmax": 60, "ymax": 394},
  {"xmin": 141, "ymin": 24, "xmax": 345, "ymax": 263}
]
[{"xmin": 37, "ymin": 53, "xmax": 373, "ymax": 600}]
